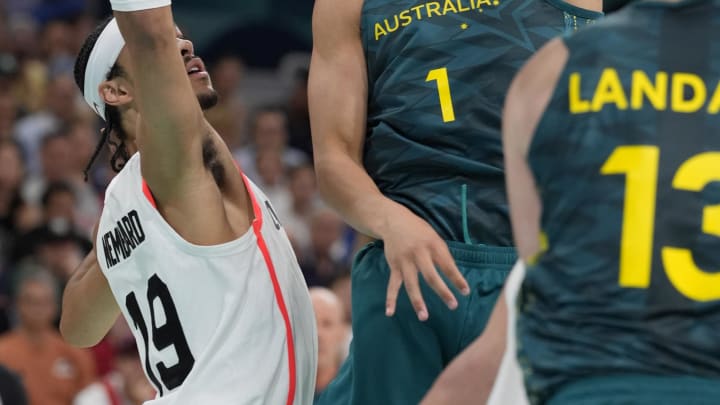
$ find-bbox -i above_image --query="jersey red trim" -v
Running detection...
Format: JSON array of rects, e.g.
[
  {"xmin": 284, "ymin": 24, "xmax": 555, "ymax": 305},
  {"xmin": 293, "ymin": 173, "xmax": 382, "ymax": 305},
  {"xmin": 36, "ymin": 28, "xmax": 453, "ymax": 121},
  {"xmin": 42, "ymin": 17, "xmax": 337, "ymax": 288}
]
[
  {"xmin": 140, "ymin": 172, "xmax": 297, "ymax": 404},
  {"xmin": 242, "ymin": 174, "xmax": 297, "ymax": 405},
  {"xmin": 142, "ymin": 179, "xmax": 157, "ymax": 208},
  {"xmin": 101, "ymin": 377, "xmax": 122, "ymax": 405}
]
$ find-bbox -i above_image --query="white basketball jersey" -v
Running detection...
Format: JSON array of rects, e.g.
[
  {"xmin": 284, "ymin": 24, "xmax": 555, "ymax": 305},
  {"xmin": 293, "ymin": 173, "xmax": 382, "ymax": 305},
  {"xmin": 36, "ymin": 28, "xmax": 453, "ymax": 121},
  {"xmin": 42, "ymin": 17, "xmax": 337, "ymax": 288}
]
[
  {"xmin": 96, "ymin": 153, "xmax": 317, "ymax": 405},
  {"xmin": 487, "ymin": 260, "xmax": 529, "ymax": 405}
]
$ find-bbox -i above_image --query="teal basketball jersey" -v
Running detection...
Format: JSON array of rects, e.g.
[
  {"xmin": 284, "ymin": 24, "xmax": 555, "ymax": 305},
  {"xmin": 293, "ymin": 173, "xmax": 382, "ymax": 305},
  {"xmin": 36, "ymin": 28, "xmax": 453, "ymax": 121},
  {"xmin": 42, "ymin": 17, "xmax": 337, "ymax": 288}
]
[
  {"xmin": 520, "ymin": 1, "xmax": 720, "ymax": 403},
  {"xmin": 361, "ymin": 0, "xmax": 601, "ymax": 243}
]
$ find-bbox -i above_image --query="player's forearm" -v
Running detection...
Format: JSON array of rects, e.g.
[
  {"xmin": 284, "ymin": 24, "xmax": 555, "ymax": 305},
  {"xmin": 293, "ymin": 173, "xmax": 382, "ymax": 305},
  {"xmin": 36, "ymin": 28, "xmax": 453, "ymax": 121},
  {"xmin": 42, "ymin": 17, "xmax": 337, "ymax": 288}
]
[
  {"xmin": 422, "ymin": 338, "xmax": 502, "ymax": 404},
  {"xmin": 315, "ymin": 153, "xmax": 404, "ymax": 240},
  {"xmin": 60, "ymin": 251, "xmax": 120, "ymax": 348},
  {"xmin": 114, "ymin": 8, "xmax": 205, "ymax": 184}
]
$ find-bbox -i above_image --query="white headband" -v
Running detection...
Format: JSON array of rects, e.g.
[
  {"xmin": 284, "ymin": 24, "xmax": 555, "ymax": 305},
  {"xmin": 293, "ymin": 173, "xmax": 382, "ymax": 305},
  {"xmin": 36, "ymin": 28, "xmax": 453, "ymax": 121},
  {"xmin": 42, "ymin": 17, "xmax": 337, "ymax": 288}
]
[{"xmin": 83, "ymin": 18, "xmax": 125, "ymax": 121}]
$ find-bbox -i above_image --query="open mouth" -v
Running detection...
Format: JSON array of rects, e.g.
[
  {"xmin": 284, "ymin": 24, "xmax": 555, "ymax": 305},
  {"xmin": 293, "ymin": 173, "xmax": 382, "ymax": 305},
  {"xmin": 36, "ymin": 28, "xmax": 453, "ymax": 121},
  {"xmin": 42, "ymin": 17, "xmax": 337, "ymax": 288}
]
[{"xmin": 186, "ymin": 59, "xmax": 207, "ymax": 77}]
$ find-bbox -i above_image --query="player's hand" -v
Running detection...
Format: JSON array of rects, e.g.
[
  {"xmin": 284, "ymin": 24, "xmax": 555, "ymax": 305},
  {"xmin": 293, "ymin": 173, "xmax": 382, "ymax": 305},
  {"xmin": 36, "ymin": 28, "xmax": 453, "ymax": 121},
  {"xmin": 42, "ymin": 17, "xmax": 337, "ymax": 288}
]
[{"xmin": 380, "ymin": 204, "xmax": 470, "ymax": 321}]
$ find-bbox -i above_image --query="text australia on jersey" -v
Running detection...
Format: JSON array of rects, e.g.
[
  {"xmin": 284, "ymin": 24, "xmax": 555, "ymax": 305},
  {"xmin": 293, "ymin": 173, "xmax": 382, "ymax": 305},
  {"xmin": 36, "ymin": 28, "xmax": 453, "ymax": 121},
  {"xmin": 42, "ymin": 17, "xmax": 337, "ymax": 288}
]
[{"xmin": 373, "ymin": 0, "xmax": 501, "ymax": 40}]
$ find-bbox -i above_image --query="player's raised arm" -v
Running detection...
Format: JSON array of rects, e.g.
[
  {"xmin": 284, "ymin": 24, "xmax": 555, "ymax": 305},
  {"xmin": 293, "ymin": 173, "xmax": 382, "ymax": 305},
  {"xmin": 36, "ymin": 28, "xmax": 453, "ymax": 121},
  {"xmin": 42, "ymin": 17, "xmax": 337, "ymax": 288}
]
[
  {"xmin": 112, "ymin": 2, "xmax": 207, "ymax": 201},
  {"xmin": 309, "ymin": 0, "xmax": 469, "ymax": 320}
]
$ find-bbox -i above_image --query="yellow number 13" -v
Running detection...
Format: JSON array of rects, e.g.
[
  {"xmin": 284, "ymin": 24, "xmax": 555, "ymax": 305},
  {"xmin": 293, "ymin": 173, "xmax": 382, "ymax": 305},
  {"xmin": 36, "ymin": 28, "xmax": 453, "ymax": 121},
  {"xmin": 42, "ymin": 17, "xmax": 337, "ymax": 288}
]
[{"xmin": 601, "ymin": 146, "xmax": 720, "ymax": 302}]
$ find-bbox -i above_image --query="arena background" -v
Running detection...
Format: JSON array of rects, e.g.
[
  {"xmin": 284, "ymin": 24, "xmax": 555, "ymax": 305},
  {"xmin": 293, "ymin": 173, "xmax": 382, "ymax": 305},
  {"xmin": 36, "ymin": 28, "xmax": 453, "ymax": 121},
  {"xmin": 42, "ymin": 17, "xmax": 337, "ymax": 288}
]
[{"xmin": 0, "ymin": 0, "xmax": 628, "ymax": 403}]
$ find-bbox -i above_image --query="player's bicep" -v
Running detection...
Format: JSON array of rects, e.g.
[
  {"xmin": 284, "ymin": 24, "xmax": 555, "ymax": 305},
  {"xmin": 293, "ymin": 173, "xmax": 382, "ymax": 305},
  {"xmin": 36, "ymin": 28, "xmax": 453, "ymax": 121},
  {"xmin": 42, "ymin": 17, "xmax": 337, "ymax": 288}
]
[
  {"xmin": 114, "ymin": 9, "xmax": 206, "ymax": 193},
  {"xmin": 503, "ymin": 38, "xmax": 568, "ymax": 260},
  {"xmin": 308, "ymin": 0, "xmax": 367, "ymax": 164}
]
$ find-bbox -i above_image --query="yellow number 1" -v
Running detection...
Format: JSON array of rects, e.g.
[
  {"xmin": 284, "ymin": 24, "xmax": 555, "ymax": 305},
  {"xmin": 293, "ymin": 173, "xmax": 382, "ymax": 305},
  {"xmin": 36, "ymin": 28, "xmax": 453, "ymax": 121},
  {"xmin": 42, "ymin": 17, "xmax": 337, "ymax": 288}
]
[
  {"xmin": 426, "ymin": 67, "xmax": 456, "ymax": 123},
  {"xmin": 600, "ymin": 146, "xmax": 659, "ymax": 289}
]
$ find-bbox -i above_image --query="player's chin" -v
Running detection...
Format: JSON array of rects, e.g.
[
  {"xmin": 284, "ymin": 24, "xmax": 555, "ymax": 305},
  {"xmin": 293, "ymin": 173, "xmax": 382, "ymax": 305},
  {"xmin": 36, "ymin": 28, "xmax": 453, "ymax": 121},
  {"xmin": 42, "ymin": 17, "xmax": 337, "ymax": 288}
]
[{"xmin": 196, "ymin": 87, "xmax": 219, "ymax": 110}]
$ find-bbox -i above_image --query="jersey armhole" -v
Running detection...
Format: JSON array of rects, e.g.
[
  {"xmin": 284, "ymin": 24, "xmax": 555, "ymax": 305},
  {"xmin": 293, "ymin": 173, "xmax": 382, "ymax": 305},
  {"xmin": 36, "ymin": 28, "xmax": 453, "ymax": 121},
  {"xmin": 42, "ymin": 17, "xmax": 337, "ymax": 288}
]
[{"xmin": 544, "ymin": 0, "xmax": 604, "ymax": 19}]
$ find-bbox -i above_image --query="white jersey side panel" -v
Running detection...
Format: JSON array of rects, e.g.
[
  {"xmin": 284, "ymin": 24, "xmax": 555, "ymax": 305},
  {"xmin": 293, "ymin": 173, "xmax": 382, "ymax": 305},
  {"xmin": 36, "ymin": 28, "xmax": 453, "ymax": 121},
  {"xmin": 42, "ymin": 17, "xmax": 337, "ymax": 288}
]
[
  {"xmin": 487, "ymin": 260, "xmax": 529, "ymax": 405},
  {"xmin": 96, "ymin": 153, "xmax": 317, "ymax": 405}
]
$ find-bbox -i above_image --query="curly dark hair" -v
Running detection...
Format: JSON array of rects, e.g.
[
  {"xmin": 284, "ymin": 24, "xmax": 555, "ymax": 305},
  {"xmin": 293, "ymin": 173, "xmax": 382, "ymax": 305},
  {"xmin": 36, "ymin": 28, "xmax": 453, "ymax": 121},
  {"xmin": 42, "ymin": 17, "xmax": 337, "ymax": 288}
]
[{"xmin": 74, "ymin": 17, "xmax": 131, "ymax": 179}]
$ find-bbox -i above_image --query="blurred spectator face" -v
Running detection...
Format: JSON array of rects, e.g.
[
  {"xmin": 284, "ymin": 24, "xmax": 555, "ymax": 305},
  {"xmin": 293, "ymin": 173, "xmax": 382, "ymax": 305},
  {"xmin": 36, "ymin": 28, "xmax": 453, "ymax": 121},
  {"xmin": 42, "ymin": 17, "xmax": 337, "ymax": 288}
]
[
  {"xmin": 310, "ymin": 288, "xmax": 347, "ymax": 367},
  {"xmin": 311, "ymin": 210, "xmax": 343, "ymax": 254},
  {"xmin": 12, "ymin": 203, "xmax": 42, "ymax": 233},
  {"xmin": 17, "ymin": 277, "xmax": 57, "ymax": 333},
  {"xmin": 8, "ymin": 16, "xmax": 39, "ymax": 59},
  {"xmin": 253, "ymin": 111, "xmax": 288, "ymax": 151},
  {"xmin": 46, "ymin": 75, "xmax": 78, "ymax": 122},
  {"xmin": 290, "ymin": 166, "xmax": 316, "ymax": 209},
  {"xmin": 42, "ymin": 20, "xmax": 74, "ymax": 59},
  {"xmin": 43, "ymin": 185, "xmax": 76, "ymax": 223},
  {"xmin": 38, "ymin": 238, "xmax": 83, "ymax": 282},
  {"xmin": 41, "ymin": 134, "xmax": 72, "ymax": 181},
  {"xmin": 0, "ymin": 142, "xmax": 24, "ymax": 191},
  {"xmin": 210, "ymin": 56, "xmax": 244, "ymax": 99},
  {"xmin": 67, "ymin": 121, "xmax": 96, "ymax": 171},
  {"xmin": 256, "ymin": 151, "xmax": 285, "ymax": 187},
  {"xmin": 0, "ymin": 93, "xmax": 17, "ymax": 140},
  {"xmin": 71, "ymin": 15, "xmax": 95, "ymax": 53}
]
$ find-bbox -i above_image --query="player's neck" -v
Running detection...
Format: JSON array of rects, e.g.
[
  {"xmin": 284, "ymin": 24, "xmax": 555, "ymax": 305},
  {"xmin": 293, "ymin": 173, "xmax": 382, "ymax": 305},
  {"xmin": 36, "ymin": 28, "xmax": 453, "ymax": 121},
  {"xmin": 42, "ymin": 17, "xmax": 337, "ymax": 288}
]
[
  {"xmin": 564, "ymin": 0, "xmax": 602, "ymax": 12},
  {"xmin": 18, "ymin": 325, "xmax": 51, "ymax": 345}
]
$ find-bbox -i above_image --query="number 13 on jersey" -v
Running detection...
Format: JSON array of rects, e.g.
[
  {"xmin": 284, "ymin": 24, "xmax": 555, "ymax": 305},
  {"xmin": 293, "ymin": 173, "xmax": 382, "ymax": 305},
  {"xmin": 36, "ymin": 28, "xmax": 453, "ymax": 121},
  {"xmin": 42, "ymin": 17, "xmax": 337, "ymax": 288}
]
[
  {"xmin": 601, "ymin": 146, "xmax": 720, "ymax": 302},
  {"xmin": 426, "ymin": 67, "xmax": 456, "ymax": 123}
]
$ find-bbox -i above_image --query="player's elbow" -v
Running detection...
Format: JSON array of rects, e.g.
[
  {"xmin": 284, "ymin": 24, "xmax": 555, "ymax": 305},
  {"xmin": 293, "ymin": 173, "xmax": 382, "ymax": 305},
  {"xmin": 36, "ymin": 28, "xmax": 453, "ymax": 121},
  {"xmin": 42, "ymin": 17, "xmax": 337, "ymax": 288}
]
[
  {"xmin": 59, "ymin": 289, "xmax": 103, "ymax": 348},
  {"xmin": 59, "ymin": 314, "xmax": 102, "ymax": 348}
]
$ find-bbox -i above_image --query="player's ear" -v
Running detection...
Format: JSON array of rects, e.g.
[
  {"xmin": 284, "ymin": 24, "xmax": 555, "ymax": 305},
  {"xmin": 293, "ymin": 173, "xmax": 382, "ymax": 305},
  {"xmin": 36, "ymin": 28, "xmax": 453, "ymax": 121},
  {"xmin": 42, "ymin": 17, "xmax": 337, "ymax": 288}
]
[{"xmin": 99, "ymin": 78, "xmax": 134, "ymax": 107}]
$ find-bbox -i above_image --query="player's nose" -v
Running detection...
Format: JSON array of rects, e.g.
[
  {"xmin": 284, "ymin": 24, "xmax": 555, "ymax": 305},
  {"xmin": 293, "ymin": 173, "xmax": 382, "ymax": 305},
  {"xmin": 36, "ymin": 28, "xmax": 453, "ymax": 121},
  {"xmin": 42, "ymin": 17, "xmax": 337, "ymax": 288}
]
[{"xmin": 178, "ymin": 37, "xmax": 195, "ymax": 58}]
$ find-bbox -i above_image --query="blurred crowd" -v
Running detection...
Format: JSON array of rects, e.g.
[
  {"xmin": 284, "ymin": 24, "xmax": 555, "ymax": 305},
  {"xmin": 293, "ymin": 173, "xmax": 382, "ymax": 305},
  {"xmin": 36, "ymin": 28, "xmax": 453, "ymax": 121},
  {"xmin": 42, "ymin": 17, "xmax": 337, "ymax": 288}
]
[{"xmin": 0, "ymin": 2, "xmax": 352, "ymax": 404}]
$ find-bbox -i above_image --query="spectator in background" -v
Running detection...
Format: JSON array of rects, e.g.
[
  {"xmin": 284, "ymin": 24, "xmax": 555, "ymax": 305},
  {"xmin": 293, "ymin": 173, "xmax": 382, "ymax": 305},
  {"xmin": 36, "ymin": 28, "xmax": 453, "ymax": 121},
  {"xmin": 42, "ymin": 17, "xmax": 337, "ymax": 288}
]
[
  {"xmin": 14, "ymin": 73, "xmax": 79, "ymax": 174},
  {"xmin": 234, "ymin": 106, "xmax": 307, "ymax": 182},
  {"xmin": 205, "ymin": 55, "xmax": 247, "ymax": 151},
  {"xmin": 0, "ymin": 53, "xmax": 20, "ymax": 141},
  {"xmin": 286, "ymin": 68, "xmax": 312, "ymax": 158},
  {"xmin": 65, "ymin": 121, "xmax": 101, "ymax": 234},
  {"xmin": 40, "ymin": 19, "xmax": 76, "ymax": 76},
  {"xmin": 310, "ymin": 287, "xmax": 349, "ymax": 400},
  {"xmin": 255, "ymin": 149, "xmax": 292, "ymax": 218},
  {"xmin": 74, "ymin": 337, "xmax": 155, "ymax": 405},
  {"xmin": 282, "ymin": 164, "xmax": 321, "ymax": 253},
  {"xmin": 0, "ymin": 365, "xmax": 28, "ymax": 405},
  {"xmin": 12, "ymin": 182, "xmax": 91, "ymax": 278},
  {"xmin": 0, "ymin": 141, "xmax": 25, "ymax": 335},
  {"xmin": 331, "ymin": 273, "xmax": 352, "ymax": 324},
  {"xmin": 0, "ymin": 141, "xmax": 25, "ymax": 265},
  {"xmin": 301, "ymin": 208, "xmax": 347, "ymax": 287},
  {"xmin": 0, "ymin": 91, "xmax": 17, "ymax": 142},
  {"xmin": 0, "ymin": 270, "xmax": 95, "ymax": 405},
  {"xmin": 42, "ymin": 182, "xmax": 75, "ymax": 224},
  {"xmin": 34, "ymin": 222, "xmax": 88, "ymax": 286},
  {"xmin": 22, "ymin": 130, "xmax": 73, "ymax": 206}
]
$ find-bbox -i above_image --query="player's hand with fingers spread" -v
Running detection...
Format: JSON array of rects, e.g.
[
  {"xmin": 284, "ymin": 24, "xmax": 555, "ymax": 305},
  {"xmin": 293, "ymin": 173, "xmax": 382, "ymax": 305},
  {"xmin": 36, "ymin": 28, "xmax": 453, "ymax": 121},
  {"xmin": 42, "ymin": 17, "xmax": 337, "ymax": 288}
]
[{"xmin": 380, "ymin": 204, "xmax": 470, "ymax": 321}]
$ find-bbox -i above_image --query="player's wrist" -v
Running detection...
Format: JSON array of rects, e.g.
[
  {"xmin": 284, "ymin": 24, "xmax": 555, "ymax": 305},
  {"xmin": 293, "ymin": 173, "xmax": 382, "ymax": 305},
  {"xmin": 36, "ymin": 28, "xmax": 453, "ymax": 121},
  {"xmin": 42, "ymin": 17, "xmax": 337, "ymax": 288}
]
[
  {"xmin": 110, "ymin": 0, "xmax": 171, "ymax": 12},
  {"xmin": 373, "ymin": 200, "xmax": 408, "ymax": 239}
]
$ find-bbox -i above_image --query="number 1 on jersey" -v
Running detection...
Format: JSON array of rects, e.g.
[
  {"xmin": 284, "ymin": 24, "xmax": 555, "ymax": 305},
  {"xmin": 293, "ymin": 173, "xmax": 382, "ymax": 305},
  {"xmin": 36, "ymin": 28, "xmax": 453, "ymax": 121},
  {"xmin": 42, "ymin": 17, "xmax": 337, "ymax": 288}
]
[
  {"xmin": 426, "ymin": 67, "xmax": 456, "ymax": 123},
  {"xmin": 601, "ymin": 146, "xmax": 659, "ymax": 288}
]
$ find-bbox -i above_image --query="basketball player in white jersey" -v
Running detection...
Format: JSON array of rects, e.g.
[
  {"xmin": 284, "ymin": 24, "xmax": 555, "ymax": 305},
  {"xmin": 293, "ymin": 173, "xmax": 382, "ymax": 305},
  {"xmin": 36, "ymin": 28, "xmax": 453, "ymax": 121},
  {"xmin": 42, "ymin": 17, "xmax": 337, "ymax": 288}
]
[{"xmin": 59, "ymin": 2, "xmax": 317, "ymax": 404}]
